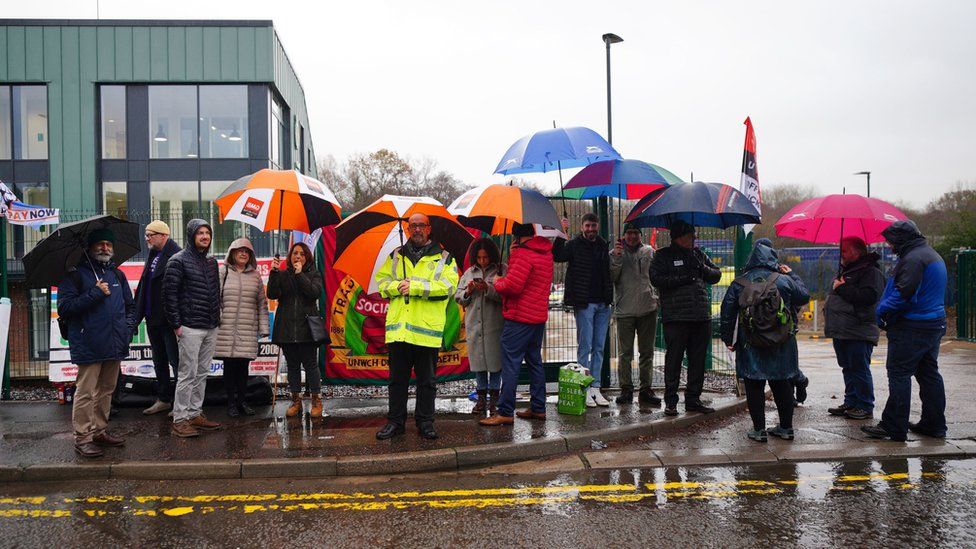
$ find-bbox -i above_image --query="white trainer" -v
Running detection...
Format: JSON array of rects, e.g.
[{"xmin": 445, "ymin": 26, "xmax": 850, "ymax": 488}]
[
  {"xmin": 585, "ymin": 389, "xmax": 598, "ymax": 408},
  {"xmin": 592, "ymin": 388, "xmax": 610, "ymax": 407},
  {"xmin": 143, "ymin": 400, "xmax": 172, "ymax": 415}
]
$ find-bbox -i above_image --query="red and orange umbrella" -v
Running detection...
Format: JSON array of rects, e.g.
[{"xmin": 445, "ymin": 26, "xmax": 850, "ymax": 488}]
[
  {"xmin": 334, "ymin": 195, "xmax": 473, "ymax": 294},
  {"xmin": 215, "ymin": 169, "xmax": 342, "ymax": 236}
]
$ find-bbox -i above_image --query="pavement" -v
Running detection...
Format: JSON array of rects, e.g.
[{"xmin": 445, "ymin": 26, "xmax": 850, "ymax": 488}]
[{"xmin": 1, "ymin": 337, "xmax": 974, "ymax": 482}]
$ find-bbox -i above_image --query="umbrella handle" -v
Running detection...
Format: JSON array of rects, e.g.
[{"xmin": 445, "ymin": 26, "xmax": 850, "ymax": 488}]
[
  {"xmin": 398, "ymin": 221, "xmax": 409, "ymax": 304},
  {"xmin": 556, "ymin": 160, "xmax": 568, "ymax": 219}
]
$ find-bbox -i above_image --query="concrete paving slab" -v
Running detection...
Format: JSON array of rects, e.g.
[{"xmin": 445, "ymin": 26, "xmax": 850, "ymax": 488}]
[
  {"xmin": 241, "ymin": 457, "xmax": 337, "ymax": 478},
  {"xmin": 22, "ymin": 463, "xmax": 110, "ymax": 482},
  {"xmin": 0, "ymin": 465, "xmax": 23, "ymax": 482},
  {"xmin": 652, "ymin": 448, "xmax": 732, "ymax": 467},
  {"xmin": 771, "ymin": 443, "xmax": 889, "ymax": 462},
  {"xmin": 111, "ymin": 460, "xmax": 241, "ymax": 480},
  {"xmin": 883, "ymin": 441, "xmax": 967, "ymax": 458},
  {"xmin": 584, "ymin": 449, "xmax": 663, "ymax": 470},
  {"xmin": 336, "ymin": 448, "xmax": 457, "ymax": 476},
  {"xmin": 948, "ymin": 438, "xmax": 976, "ymax": 456},
  {"xmin": 722, "ymin": 448, "xmax": 779, "ymax": 465}
]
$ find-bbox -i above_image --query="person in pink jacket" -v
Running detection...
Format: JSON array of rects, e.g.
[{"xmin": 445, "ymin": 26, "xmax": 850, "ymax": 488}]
[{"xmin": 480, "ymin": 223, "xmax": 554, "ymax": 426}]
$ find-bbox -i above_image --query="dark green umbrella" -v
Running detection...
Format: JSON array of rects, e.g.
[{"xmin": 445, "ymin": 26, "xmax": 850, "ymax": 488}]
[{"xmin": 23, "ymin": 215, "xmax": 141, "ymax": 289}]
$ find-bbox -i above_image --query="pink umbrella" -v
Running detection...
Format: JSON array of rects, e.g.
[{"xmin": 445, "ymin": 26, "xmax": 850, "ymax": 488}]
[{"xmin": 774, "ymin": 194, "xmax": 908, "ymax": 244}]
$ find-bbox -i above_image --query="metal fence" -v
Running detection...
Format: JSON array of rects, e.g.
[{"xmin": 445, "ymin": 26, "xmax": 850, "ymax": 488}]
[{"xmin": 957, "ymin": 250, "xmax": 976, "ymax": 342}]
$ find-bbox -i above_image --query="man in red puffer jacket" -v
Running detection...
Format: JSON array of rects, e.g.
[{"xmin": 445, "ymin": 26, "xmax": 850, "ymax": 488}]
[{"xmin": 480, "ymin": 223, "xmax": 554, "ymax": 426}]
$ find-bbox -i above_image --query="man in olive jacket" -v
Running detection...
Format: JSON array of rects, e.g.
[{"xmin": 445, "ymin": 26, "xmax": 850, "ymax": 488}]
[
  {"xmin": 650, "ymin": 220, "xmax": 721, "ymax": 416},
  {"xmin": 824, "ymin": 236, "xmax": 885, "ymax": 420}
]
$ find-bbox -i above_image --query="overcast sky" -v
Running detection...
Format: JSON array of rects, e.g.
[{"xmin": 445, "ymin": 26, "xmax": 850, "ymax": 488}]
[{"xmin": 9, "ymin": 1, "xmax": 976, "ymax": 206}]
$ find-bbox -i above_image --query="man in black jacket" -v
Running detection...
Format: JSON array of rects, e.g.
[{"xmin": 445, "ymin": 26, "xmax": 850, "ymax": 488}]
[
  {"xmin": 133, "ymin": 220, "xmax": 182, "ymax": 415},
  {"xmin": 824, "ymin": 236, "xmax": 884, "ymax": 420},
  {"xmin": 650, "ymin": 220, "xmax": 721, "ymax": 416},
  {"xmin": 555, "ymin": 213, "xmax": 613, "ymax": 407},
  {"xmin": 164, "ymin": 219, "xmax": 222, "ymax": 438}
]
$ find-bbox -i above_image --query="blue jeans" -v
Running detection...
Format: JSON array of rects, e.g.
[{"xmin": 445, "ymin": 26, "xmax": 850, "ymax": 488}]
[
  {"xmin": 833, "ymin": 339, "xmax": 875, "ymax": 411},
  {"xmin": 879, "ymin": 323, "xmax": 947, "ymax": 439},
  {"xmin": 574, "ymin": 303, "xmax": 611, "ymax": 388},
  {"xmin": 475, "ymin": 371, "xmax": 501, "ymax": 391},
  {"xmin": 497, "ymin": 320, "xmax": 546, "ymax": 417}
]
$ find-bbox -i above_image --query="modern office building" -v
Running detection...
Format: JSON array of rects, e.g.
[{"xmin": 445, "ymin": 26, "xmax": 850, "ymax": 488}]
[{"xmin": 0, "ymin": 19, "xmax": 318, "ymax": 377}]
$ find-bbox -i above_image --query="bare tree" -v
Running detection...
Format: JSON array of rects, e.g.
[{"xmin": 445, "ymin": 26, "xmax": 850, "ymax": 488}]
[{"xmin": 751, "ymin": 182, "xmax": 819, "ymax": 248}]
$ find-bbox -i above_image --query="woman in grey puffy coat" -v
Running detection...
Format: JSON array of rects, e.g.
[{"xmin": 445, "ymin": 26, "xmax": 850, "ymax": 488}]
[
  {"xmin": 455, "ymin": 238, "xmax": 505, "ymax": 415},
  {"xmin": 215, "ymin": 238, "xmax": 269, "ymax": 417}
]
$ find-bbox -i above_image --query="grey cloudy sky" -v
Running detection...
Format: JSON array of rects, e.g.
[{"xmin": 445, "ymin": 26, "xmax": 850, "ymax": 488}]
[{"xmin": 10, "ymin": 1, "xmax": 976, "ymax": 206}]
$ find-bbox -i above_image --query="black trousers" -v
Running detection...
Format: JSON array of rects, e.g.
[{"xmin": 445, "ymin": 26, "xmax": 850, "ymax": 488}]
[
  {"xmin": 743, "ymin": 378, "xmax": 795, "ymax": 431},
  {"xmin": 222, "ymin": 357, "xmax": 250, "ymax": 406},
  {"xmin": 387, "ymin": 342, "xmax": 438, "ymax": 429},
  {"xmin": 147, "ymin": 324, "xmax": 180, "ymax": 403},
  {"xmin": 662, "ymin": 320, "xmax": 711, "ymax": 408}
]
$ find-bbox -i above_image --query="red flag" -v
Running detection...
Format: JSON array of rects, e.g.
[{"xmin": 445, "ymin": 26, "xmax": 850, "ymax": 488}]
[{"xmin": 740, "ymin": 117, "xmax": 761, "ymax": 233}]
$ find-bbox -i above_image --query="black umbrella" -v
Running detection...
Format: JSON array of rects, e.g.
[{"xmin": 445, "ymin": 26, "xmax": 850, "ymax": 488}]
[
  {"xmin": 23, "ymin": 215, "xmax": 141, "ymax": 289},
  {"xmin": 625, "ymin": 181, "xmax": 761, "ymax": 229}
]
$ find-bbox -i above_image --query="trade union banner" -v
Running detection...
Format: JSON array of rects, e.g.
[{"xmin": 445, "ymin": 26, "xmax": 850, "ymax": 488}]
[{"xmin": 319, "ymin": 226, "xmax": 472, "ymax": 385}]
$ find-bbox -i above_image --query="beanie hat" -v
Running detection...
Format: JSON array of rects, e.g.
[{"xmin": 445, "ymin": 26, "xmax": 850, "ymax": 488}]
[
  {"xmin": 623, "ymin": 222, "xmax": 641, "ymax": 233},
  {"xmin": 145, "ymin": 220, "xmax": 170, "ymax": 235},
  {"xmin": 669, "ymin": 219, "xmax": 695, "ymax": 239},
  {"xmin": 512, "ymin": 222, "xmax": 535, "ymax": 238},
  {"xmin": 87, "ymin": 228, "xmax": 115, "ymax": 246}
]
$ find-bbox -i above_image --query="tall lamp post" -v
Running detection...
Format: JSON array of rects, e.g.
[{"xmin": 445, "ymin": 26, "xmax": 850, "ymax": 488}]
[
  {"xmin": 600, "ymin": 33, "xmax": 622, "ymax": 390},
  {"xmin": 854, "ymin": 171, "xmax": 871, "ymax": 197}
]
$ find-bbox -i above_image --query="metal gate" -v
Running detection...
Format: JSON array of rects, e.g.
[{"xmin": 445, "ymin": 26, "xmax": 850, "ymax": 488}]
[{"xmin": 958, "ymin": 250, "xmax": 976, "ymax": 342}]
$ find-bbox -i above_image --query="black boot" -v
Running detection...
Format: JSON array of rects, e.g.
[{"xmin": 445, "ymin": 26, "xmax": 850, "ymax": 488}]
[
  {"xmin": 472, "ymin": 389, "xmax": 488, "ymax": 414},
  {"xmin": 615, "ymin": 389, "xmax": 634, "ymax": 404},
  {"xmin": 226, "ymin": 387, "xmax": 239, "ymax": 418},
  {"xmin": 638, "ymin": 389, "xmax": 662, "ymax": 406},
  {"xmin": 488, "ymin": 389, "xmax": 500, "ymax": 415}
]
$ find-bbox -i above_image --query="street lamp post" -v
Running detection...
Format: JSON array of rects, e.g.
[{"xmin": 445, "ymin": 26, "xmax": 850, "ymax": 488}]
[
  {"xmin": 602, "ymin": 33, "xmax": 623, "ymax": 145},
  {"xmin": 854, "ymin": 171, "xmax": 871, "ymax": 197}
]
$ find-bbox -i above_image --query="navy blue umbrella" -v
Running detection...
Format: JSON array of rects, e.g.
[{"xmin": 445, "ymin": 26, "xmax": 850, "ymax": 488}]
[
  {"xmin": 625, "ymin": 181, "xmax": 761, "ymax": 229},
  {"xmin": 494, "ymin": 126, "xmax": 621, "ymax": 175}
]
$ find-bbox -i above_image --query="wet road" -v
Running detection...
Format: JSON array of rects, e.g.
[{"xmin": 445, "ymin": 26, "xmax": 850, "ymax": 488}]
[{"xmin": 3, "ymin": 457, "xmax": 976, "ymax": 547}]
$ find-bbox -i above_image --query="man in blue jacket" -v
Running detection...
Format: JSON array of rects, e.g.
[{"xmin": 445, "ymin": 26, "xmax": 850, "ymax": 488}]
[
  {"xmin": 57, "ymin": 229, "xmax": 135, "ymax": 458},
  {"xmin": 862, "ymin": 220, "xmax": 948, "ymax": 442}
]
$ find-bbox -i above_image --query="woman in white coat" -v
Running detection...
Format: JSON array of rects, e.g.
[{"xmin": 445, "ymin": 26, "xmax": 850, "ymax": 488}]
[
  {"xmin": 215, "ymin": 238, "xmax": 269, "ymax": 417},
  {"xmin": 456, "ymin": 238, "xmax": 505, "ymax": 415}
]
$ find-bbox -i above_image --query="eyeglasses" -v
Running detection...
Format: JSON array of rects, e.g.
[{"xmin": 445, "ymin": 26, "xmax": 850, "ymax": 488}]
[
  {"xmin": 144, "ymin": 232, "xmax": 161, "ymax": 239},
  {"xmin": 408, "ymin": 223, "xmax": 429, "ymax": 230}
]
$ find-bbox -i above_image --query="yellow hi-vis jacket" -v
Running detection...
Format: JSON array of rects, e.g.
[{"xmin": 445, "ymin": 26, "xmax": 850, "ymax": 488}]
[{"xmin": 375, "ymin": 243, "xmax": 459, "ymax": 349}]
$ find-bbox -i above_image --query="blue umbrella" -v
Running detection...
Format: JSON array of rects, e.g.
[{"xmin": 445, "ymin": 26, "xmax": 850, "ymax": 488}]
[
  {"xmin": 494, "ymin": 126, "xmax": 621, "ymax": 175},
  {"xmin": 625, "ymin": 181, "xmax": 761, "ymax": 229}
]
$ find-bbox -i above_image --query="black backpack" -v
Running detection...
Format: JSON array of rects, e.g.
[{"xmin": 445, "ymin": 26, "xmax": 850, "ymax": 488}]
[
  {"xmin": 57, "ymin": 268, "xmax": 128, "ymax": 342},
  {"xmin": 734, "ymin": 272, "xmax": 793, "ymax": 349}
]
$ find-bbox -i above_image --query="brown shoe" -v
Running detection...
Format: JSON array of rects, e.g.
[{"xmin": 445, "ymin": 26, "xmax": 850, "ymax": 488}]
[
  {"xmin": 74, "ymin": 442, "xmax": 104, "ymax": 458},
  {"xmin": 92, "ymin": 432, "xmax": 125, "ymax": 447},
  {"xmin": 515, "ymin": 409, "xmax": 547, "ymax": 420},
  {"xmin": 171, "ymin": 421, "xmax": 200, "ymax": 438},
  {"xmin": 488, "ymin": 389, "xmax": 499, "ymax": 414},
  {"xmin": 188, "ymin": 414, "xmax": 221, "ymax": 431},
  {"xmin": 479, "ymin": 414, "xmax": 514, "ymax": 426},
  {"xmin": 472, "ymin": 389, "xmax": 488, "ymax": 414},
  {"xmin": 286, "ymin": 393, "xmax": 303, "ymax": 418},
  {"xmin": 310, "ymin": 394, "xmax": 323, "ymax": 418}
]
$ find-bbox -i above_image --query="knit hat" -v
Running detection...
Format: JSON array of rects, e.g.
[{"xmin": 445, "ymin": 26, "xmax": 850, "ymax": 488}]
[
  {"xmin": 512, "ymin": 222, "xmax": 535, "ymax": 238},
  {"xmin": 623, "ymin": 222, "xmax": 641, "ymax": 233},
  {"xmin": 669, "ymin": 219, "xmax": 695, "ymax": 239},
  {"xmin": 145, "ymin": 220, "xmax": 170, "ymax": 235},
  {"xmin": 87, "ymin": 228, "xmax": 115, "ymax": 246}
]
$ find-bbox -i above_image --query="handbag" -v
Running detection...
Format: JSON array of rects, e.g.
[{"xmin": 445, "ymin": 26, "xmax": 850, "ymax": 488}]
[{"xmin": 306, "ymin": 315, "xmax": 327, "ymax": 343}]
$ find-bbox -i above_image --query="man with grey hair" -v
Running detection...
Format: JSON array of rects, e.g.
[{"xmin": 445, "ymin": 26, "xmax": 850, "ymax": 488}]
[{"xmin": 57, "ymin": 228, "xmax": 135, "ymax": 458}]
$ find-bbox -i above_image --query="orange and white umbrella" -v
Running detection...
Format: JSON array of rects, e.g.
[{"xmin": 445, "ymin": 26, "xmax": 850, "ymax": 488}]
[
  {"xmin": 448, "ymin": 183, "xmax": 562, "ymax": 235},
  {"xmin": 215, "ymin": 169, "xmax": 342, "ymax": 233},
  {"xmin": 334, "ymin": 195, "xmax": 473, "ymax": 294}
]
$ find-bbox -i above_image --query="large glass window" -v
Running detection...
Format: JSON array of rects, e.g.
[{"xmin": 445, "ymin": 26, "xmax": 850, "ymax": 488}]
[
  {"xmin": 200, "ymin": 86, "xmax": 248, "ymax": 159},
  {"xmin": 0, "ymin": 87, "xmax": 10, "ymax": 159},
  {"xmin": 12, "ymin": 86, "xmax": 47, "ymax": 160},
  {"xmin": 12, "ymin": 183, "xmax": 49, "ymax": 259},
  {"xmin": 102, "ymin": 181, "xmax": 127, "ymax": 217},
  {"xmin": 270, "ymin": 95, "xmax": 286, "ymax": 169},
  {"xmin": 149, "ymin": 86, "xmax": 198, "ymax": 159},
  {"xmin": 100, "ymin": 86, "xmax": 126, "ymax": 159}
]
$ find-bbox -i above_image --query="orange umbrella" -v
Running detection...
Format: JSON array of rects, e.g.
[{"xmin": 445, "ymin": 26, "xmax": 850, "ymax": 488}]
[
  {"xmin": 334, "ymin": 195, "xmax": 473, "ymax": 295},
  {"xmin": 215, "ymin": 169, "xmax": 342, "ymax": 253},
  {"xmin": 447, "ymin": 183, "xmax": 561, "ymax": 235}
]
